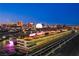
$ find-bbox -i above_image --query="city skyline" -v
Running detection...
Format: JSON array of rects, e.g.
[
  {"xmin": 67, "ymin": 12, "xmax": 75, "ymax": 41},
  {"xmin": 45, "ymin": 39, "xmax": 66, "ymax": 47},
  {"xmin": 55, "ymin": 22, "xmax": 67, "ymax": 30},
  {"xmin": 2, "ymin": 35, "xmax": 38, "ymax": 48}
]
[{"xmin": 0, "ymin": 3, "xmax": 79, "ymax": 25}]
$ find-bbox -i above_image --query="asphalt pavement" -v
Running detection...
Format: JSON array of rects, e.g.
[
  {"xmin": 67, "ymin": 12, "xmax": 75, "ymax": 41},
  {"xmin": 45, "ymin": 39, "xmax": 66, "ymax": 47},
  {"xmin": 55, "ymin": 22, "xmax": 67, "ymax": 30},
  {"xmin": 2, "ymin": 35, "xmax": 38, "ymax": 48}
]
[{"xmin": 51, "ymin": 34, "xmax": 79, "ymax": 56}]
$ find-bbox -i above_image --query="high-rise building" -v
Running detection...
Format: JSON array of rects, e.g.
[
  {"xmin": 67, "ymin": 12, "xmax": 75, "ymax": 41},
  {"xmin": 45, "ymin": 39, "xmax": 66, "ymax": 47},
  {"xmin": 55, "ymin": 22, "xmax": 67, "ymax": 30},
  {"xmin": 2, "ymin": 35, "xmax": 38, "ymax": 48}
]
[
  {"xmin": 17, "ymin": 21, "xmax": 23, "ymax": 27},
  {"xmin": 27, "ymin": 22, "xmax": 33, "ymax": 28}
]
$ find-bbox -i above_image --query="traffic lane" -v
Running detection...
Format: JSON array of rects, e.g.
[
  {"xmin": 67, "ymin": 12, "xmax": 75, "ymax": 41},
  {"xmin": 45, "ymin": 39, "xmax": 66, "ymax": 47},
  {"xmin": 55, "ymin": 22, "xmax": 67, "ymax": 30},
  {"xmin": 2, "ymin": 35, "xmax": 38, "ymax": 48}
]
[{"xmin": 52, "ymin": 34, "xmax": 79, "ymax": 56}]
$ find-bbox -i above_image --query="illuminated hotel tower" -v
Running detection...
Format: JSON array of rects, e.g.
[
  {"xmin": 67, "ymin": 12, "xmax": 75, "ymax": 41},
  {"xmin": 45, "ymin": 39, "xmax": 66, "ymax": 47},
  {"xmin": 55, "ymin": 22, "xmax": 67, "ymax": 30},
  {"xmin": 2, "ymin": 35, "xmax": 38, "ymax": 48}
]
[{"xmin": 17, "ymin": 21, "xmax": 23, "ymax": 27}]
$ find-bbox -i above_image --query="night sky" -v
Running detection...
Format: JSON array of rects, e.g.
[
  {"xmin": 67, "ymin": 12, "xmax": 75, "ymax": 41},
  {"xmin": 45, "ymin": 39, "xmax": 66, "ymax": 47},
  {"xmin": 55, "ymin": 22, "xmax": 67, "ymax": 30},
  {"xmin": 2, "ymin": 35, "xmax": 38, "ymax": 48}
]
[{"xmin": 0, "ymin": 3, "xmax": 79, "ymax": 25}]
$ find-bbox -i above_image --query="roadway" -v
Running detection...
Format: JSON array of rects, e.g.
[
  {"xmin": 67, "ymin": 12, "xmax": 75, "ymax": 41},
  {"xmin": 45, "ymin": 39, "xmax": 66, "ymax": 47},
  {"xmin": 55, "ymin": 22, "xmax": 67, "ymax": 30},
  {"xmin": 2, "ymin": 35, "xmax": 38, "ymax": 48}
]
[
  {"xmin": 50, "ymin": 33, "xmax": 79, "ymax": 56},
  {"xmin": 26, "ymin": 31, "xmax": 79, "ymax": 56}
]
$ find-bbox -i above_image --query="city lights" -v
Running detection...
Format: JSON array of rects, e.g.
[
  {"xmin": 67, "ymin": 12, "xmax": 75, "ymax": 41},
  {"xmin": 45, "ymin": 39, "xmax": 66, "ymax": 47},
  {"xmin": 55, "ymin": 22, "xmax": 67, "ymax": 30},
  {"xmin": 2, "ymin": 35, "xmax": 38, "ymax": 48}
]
[{"xmin": 0, "ymin": 3, "xmax": 79, "ymax": 56}]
